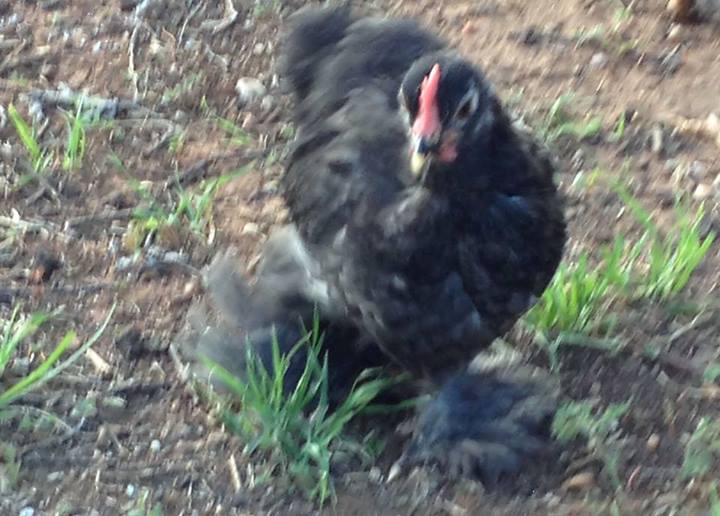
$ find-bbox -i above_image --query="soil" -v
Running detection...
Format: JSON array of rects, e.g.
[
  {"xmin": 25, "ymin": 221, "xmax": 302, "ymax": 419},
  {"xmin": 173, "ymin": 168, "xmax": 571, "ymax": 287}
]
[{"xmin": 1, "ymin": 0, "xmax": 720, "ymax": 514}]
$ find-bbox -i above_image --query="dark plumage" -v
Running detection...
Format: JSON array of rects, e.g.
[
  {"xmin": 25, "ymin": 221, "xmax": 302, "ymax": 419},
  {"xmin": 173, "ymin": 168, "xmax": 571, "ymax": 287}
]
[{"xmin": 182, "ymin": 5, "xmax": 566, "ymax": 481}]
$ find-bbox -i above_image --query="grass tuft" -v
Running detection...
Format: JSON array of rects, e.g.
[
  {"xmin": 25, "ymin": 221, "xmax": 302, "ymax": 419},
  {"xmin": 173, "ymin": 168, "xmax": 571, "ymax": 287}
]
[
  {"xmin": 61, "ymin": 97, "xmax": 89, "ymax": 171},
  {"xmin": 542, "ymin": 93, "xmax": 603, "ymax": 143},
  {"xmin": 613, "ymin": 182, "xmax": 715, "ymax": 300},
  {"xmin": 0, "ymin": 304, "xmax": 115, "ymax": 412},
  {"xmin": 126, "ymin": 168, "xmax": 246, "ymax": 248},
  {"xmin": 682, "ymin": 417, "xmax": 720, "ymax": 479},
  {"xmin": 7, "ymin": 103, "xmax": 52, "ymax": 174},
  {"xmin": 526, "ymin": 180, "xmax": 715, "ymax": 356},
  {"xmin": 201, "ymin": 317, "xmax": 406, "ymax": 504},
  {"xmin": 553, "ymin": 401, "xmax": 630, "ymax": 490}
]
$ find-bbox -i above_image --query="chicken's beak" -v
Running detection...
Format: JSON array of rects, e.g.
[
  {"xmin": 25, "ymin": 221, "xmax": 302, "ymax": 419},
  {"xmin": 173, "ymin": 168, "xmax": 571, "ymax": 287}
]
[
  {"xmin": 410, "ymin": 135, "xmax": 440, "ymax": 176},
  {"xmin": 410, "ymin": 151, "xmax": 427, "ymax": 176}
]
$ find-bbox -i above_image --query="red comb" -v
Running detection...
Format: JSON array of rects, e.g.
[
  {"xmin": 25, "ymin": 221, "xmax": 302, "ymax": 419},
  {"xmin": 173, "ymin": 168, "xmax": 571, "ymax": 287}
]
[
  {"xmin": 412, "ymin": 64, "xmax": 441, "ymax": 139},
  {"xmin": 419, "ymin": 64, "xmax": 441, "ymax": 112}
]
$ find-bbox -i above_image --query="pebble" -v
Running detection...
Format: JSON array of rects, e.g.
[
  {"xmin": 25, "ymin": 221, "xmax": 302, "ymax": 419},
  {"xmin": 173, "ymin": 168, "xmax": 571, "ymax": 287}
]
[
  {"xmin": 253, "ymin": 43, "xmax": 265, "ymax": 55},
  {"xmin": 461, "ymin": 21, "xmax": 479, "ymax": 36},
  {"xmin": 173, "ymin": 110, "xmax": 188, "ymax": 123},
  {"xmin": 163, "ymin": 251, "xmax": 187, "ymax": 264},
  {"xmin": 150, "ymin": 439, "xmax": 161, "ymax": 453},
  {"xmin": 667, "ymin": 24, "xmax": 684, "ymax": 42},
  {"xmin": 115, "ymin": 256, "xmax": 135, "ymax": 271},
  {"xmin": 647, "ymin": 433, "xmax": 661, "ymax": 452},
  {"xmin": 688, "ymin": 160, "xmax": 708, "ymax": 181},
  {"xmin": 19, "ymin": 508, "xmax": 34, "ymax": 516},
  {"xmin": 242, "ymin": 222, "xmax": 260, "ymax": 235},
  {"xmin": 126, "ymin": 484, "xmax": 136, "ymax": 497},
  {"xmin": 95, "ymin": 400, "xmax": 124, "ymax": 417},
  {"xmin": 368, "ymin": 467, "xmax": 382, "ymax": 484},
  {"xmin": 184, "ymin": 37, "xmax": 199, "ymax": 51},
  {"xmin": 47, "ymin": 471, "xmax": 64, "ymax": 482},
  {"xmin": 183, "ymin": 280, "xmax": 199, "ymax": 297},
  {"xmin": 562, "ymin": 471, "xmax": 595, "ymax": 491},
  {"xmin": 664, "ymin": 158, "xmax": 679, "ymax": 173},
  {"xmin": 39, "ymin": 63, "xmax": 57, "ymax": 80},
  {"xmin": 260, "ymin": 95, "xmax": 274, "ymax": 113},
  {"xmin": 10, "ymin": 357, "xmax": 30, "ymax": 376},
  {"xmin": 0, "ymin": 142, "xmax": 11, "ymax": 161},
  {"xmin": 693, "ymin": 183, "xmax": 712, "ymax": 201},
  {"xmin": 650, "ymin": 125, "xmax": 664, "ymax": 154},
  {"xmin": 235, "ymin": 77, "xmax": 266, "ymax": 105},
  {"xmin": 589, "ymin": 52, "xmax": 608, "ymax": 69}
]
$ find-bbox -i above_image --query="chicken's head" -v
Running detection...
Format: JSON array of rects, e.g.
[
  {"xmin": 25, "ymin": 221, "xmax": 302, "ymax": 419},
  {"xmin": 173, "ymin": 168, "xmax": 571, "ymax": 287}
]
[{"xmin": 399, "ymin": 55, "xmax": 499, "ymax": 178}]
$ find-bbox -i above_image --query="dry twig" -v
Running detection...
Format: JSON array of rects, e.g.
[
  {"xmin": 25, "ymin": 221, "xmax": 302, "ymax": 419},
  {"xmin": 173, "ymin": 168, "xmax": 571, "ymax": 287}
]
[{"xmin": 200, "ymin": 0, "xmax": 239, "ymax": 34}]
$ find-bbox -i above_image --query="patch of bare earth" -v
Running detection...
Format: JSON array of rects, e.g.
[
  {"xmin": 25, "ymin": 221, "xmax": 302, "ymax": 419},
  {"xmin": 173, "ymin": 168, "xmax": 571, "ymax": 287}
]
[{"xmin": 1, "ymin": 0, "xmax": 720, "ymax": 514}]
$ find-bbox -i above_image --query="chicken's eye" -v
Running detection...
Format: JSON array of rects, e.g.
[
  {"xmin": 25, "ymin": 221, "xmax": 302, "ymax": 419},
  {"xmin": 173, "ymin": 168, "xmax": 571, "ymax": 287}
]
[{"xmin": 455, "ymin": 100, "xmax": 473, "ymax": 121}]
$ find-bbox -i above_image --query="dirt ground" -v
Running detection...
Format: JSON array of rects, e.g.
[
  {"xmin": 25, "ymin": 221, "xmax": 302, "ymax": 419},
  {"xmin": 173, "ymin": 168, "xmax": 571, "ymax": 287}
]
[{"xmin": 1, "ymin": 0, "xmax": 720, "ymax": 514}]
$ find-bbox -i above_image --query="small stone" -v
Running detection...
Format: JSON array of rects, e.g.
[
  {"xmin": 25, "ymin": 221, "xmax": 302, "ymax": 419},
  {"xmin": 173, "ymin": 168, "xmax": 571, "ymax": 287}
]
[
  {"xmin": 150, "ymin": 439, "xmax": 161, "ymax": 453},
  {"xmin": 39, "ymin": 63, "xmax": 57, "ymax": 80},
  {"xmin": 0, "ymin": 142, "xmax": 11, "ymax": 160},
  {"xmin": 235, "ymin": 77, "xmax": 266, "ymax": 105},
  {"xmin": 589, "ymin": 52, "xmax": 608, "ymax": 69},
  {"xmin": 667, "ymin": 23, "xmax": 684, "ymax": 42},
  {"xmin": 19, "ymin": 508, "xmax": 34, "ymax": 516},
  {"xmin": 664, "ymin": 158, "xmax": 679, "ymax": 173},
  {"xmin": 173, "ymin": 110, "xmax": 189, "ymax": 123},
  {"xmin": 242, "ymin": 222, "xmax": 260, "ymax": 235},
  {"xmin": 184, "ymin": 37, "xmax": 199, "ymax": 51},
  {"xmin": 101, "ymin": 396, "xmax": 127, "ymax": 409},
  {"xmin": 10, "ymin": 357, "xmax": 31, "ymax": 376},
  {"xmin": 693, "ymin": 183, "xmax": 712, "ymax": 201},
  {"xmin": 183, "ymin": 280, "xmax": 199, "ymax": 297},
  {"xmin": 126, "ymin": 484, "xmax": 136, "ymax": 497},
  {"xmin": 654, "ymin": 186, "xmax": 676, "ymax": 207},
  {"xmin": 115, "ymin": 256, "xmax": 135, "ymax": 272},
  {"xmin": 47, "ymin": 471, "xmax": 63, "ymax": 482},
  {"xmin": 688, "ymin": 160, "xmax": 707, "ymax": 181},
  {"xmin": 163, "ymin": 251, "xmax": 187, "ymax": 264},
  {"xmin": 241, "ymin": 112, "xmax": 256, "ymax": 130},
  {"xmin": 368, "ymin": 467, "xmax": 382, "ymax": 484},
  {"xmin": 461, "ymin": 21, "xmax": 479, "ymax": 36},
  {"xmin": 647, "ymin": 433, "xmax": 661, "ymax": 452},
  {"xmin": 260, "ymin": 95, "xmax": 274, "ymax": 113},
  {"xmin": 651, "ymin": 125, "xmax": 664, "ymax": 154},
  {"xmin": 562, "ymin": 471, "xmax": 595, "ymax": 491},
  {"xmin": 252, "ymin": 43, "xmax": 265, "ymax": 55}
]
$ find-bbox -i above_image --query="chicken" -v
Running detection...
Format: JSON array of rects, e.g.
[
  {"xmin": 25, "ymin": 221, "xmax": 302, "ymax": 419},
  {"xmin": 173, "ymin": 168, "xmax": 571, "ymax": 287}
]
[{"xmin": 181, "ymin": 5, "xmax": 566, "ymax": 481}]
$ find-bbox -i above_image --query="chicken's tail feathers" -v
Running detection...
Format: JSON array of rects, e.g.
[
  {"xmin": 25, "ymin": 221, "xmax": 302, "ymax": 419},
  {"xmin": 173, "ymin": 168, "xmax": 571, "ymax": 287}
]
[
  {"xmin": 173, "ymin": 244, "xmax": 322, "ymax": 392},
  {"xmin": 280, "ymin": 4, "xmax": 355, "ymax": 100}
]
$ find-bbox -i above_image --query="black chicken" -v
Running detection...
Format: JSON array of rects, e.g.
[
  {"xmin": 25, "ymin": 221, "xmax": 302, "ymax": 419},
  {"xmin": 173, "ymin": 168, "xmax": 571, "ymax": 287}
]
[{"xmin": 182, "ymin": 5, "xmax": 566, "ymax": 482}]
